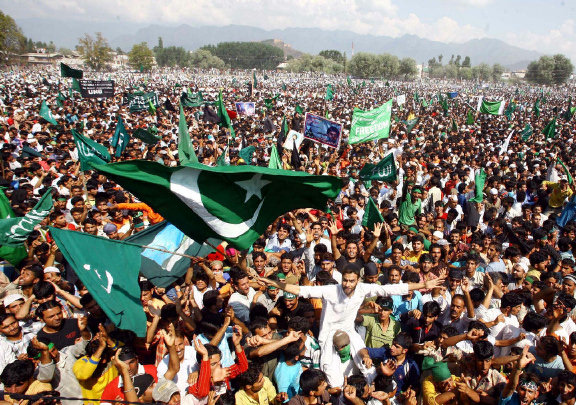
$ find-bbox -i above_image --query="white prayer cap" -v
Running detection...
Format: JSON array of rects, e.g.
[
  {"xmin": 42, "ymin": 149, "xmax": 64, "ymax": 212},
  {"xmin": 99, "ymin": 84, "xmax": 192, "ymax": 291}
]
[
  {"xmin": 3, "ymin": 294, "xmax": 25, "ymax": 307},
  {"xmin": 44, "ymin": 266, "xmax": 60, "ymax": 274}
]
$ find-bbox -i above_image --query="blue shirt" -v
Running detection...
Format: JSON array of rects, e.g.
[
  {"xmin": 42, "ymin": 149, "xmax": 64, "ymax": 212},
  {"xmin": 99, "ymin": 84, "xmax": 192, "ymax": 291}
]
[
  {"xmin": 392, "ymin": 291, "xmax": 423, "ymax": 318},
  {"xmin": 274, "ymin": 359, "xmax": 302, "ymax": 401},
  {"xmin": 366, "ymin": 347, "xmax": 420, "ymax": 394}
]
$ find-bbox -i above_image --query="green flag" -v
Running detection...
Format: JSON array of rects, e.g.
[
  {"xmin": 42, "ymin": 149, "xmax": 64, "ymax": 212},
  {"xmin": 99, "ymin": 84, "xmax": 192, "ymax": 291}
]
[
  {"xmin": 557, "ymin": 158, "xmax": 573, "ymax": 185},
  {"xmin": 563, "ymin": 97, "xmax": 574, "ymax": 121},
  {"xmin": 93, "ymin": 160, "xmax": 341, "ymax": 250},
  {"xmin": 295, "ymin": 104, "xmax": 304, "ymax": 115},
  {"xmin": 71, "ymin": 129, "xmax": 111, "ymax": 171},
  {"xmin": 478, "ymin": 98, "xmax": 505, "ymax": 115},
  {"xmin": 56, "ymin": 91, "xmax": 67, "ymax": 107},
  {"xmin": 216, "ymin": 91, "xmax": 235, "ymax": 138},
  {"xmin": 504, "ymin": 100, "xmax": 516, "ymax": 120},
  {"xmin": 282, "ymin": 83, "xmax": 287, "ymax": 91},
  {"xmin": 252, "ymin": 71, "xmax": 258, "ymax": 89},
  {"xmin": 181, "ymin": 91, "xmax": 204, "ymax": 108},
  {"xmin": 126, "ymin": 92, "xmax": 158, "ymax": 112},
  {"xmin": 325, "ymin": 84, "xmax": 334, "ymax": 101},
  {"xmin": 148, "ymin": 100, "xmax": 156, "ymax": 115},
  {"xmin": 111, "ymin": 116, "xmax": 130, "ymax": 158},
  {"xmin": 359, "ymin": 153, "xmax": 397, "ymax": 182},
  {"xmin": 533, "ymin": 98, "xmax": 541, "ymax": 118},
  {"xmin": 450, "ymin": 119, "xmax": 458, "ymax": 132},
  {"xmin": 362, "ymin": 197, "xmax": 384, "ymax": 230},
  {"xmin": 439, "ymin": 94, "xmax": 449, "ymax": 113},
  {"xmin": 468, "ymin": 169, "xmax": 487, "ymax": 203},
  {"xmin": 543, "ymin": 117, "xmax": 557, "ymax": 139},
  {"xmin": 178, "ymin": 102, "xmax": 199, "ymax": 165},
  {"xmin": 264, "ymin": 98, "xmax": 275, "ymax": 110},
  {"xmin": 216, "ymin": 142, "xmax": 229, "ymax": 167},
  {"xmin": 125, "ymin": 221, "xmax": 215, "ymax": 287},
  {"xmin": 133, "ymin": 128, "xmax": 160, "ymax": 145},
  {"xmin": 0, "ymin": 188, "xmax": 28, "ymax": 265},
  {"xmin": 71, "ymin": 78, "xmax": 82, "ymax": 93},
  {"xmin": 239, "ymin": 146, "xmax": 256, "ymax": 165},
  {"xmin": 521, "ymin": 124, "xmax": 533, "ymax": 141},
  {"xmin": 466, "ymin": 110, "xmax": 475, "ymax": 125},
  {"xmin": 49, "ymin": 227, "xmax": 146, "ymax": 336},
  {"xmin": 404, "ymin": 118, "xmax": 419, "ymax": 133},
  {"xmin": 268, "ymin": 144, "xmax": 283, "ymax": 170},
  {"xmin": 413, "ymin": 92, "xmax": 420, "ymax": 104},
  {"xmin": 347, "ymin": 76, "xmax": 352, "ymax": 86},
  {"xmin": 39, "ymin": 101, "xmax": 57, "ymax": 125},
  {"xmin": 349, "ymin": 100, "xmax": 393, "ymax": 144},
  {"xmin": 0, "ymin": 189, "xmax": 53, "ymax": 247},
  {"xmin": 60, "ymin": 62, "xmax": 83, "ymax": 79}
]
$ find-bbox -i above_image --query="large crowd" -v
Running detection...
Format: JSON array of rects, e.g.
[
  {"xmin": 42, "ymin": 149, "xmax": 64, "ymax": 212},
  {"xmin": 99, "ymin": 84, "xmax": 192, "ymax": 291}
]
[{"xmin": 0, "ymin": 65, "xmax": 576, "ymax": 405}]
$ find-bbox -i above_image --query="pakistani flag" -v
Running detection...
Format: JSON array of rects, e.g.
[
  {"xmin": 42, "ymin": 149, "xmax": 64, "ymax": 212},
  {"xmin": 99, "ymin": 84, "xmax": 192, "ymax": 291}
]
[
  {"xmin": 403, "ymin": 118, "xmax": 419, "ymax": 133},
  {"xmin": 49, "ymin": 227, "xmax": 146, "ymax": 336},
  {"xmin": 268, "ymin": 144, "xmax": 282, "ymax": 170},
  {"xmin": 71, "ymin": 129, "xmax": 111, "ymax": 171},
  {"xmin": 468, "ymin": 169, "xmax": 487, "ymax": 203},
  {"xmin": 216, "ymin": 91, "xmax": 235, "ymax": 138},
  {"xmin": 477, "ymin": 98, "xmax": 505, "ymax": 115},
  {"xmin": 178, "ymin": 102, "xmax": 199, "ymax": 165},
  {"xmin": 133, "ymin": 128, "xmax": 160, "ymax": 145},
  {"xmin": 148, "ymin": 100, "xmax": 156, "ymax": 115},
  {"xmin": 359, "ymin": 153, "xmax": 397, "ymax": 182},
  {"xmin": 521, "ymin": 124, "xmax": 533, "ymax": 141},
  {"xmin": 325, "ymin": 84, "xmax": 335, "ymax": 101},
  {"xmin": 349, "ymin": 100, "xmax": 393, "ymax": 144},
  {"xmin": 39, "ymin": 101, "xmax": 57, "ymax": 125},
  {"xmin": 543, "ymin": 117, "xmax": 557, "ymax": 139},
  {"xmin": 111, "ymin": 116, "xmax": 130, "ymax": 158},
  {"xmin": 125, "ymin": 221, "xmax": 216, "ymax": 287},
  {"xmin": 93, "ymin": 161, "xmax": 341, "ymax": 249},
  {"xmin": 60, "ymin": 62, "xmax": 83, "ymax": 79},
  {"xmin": 56, "ymin": 91, "xmax": 67, "ymax": 108},
  {"xmin": 0, "ymin": 188, "xmax": 29, "ymax": 265},
  {"xmin": 362, "ymin": 197, "xmax": 384, "ymax": 230},
  {"xmin": 0, "ymin": 188, "xmax": 53, "ymax": 247}
]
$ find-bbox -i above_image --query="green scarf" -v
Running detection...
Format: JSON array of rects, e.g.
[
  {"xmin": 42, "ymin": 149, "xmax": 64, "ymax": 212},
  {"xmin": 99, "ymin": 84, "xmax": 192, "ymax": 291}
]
[{"xmin": 337, "ymin": 345, "xmax": 351, "ymax": 363}]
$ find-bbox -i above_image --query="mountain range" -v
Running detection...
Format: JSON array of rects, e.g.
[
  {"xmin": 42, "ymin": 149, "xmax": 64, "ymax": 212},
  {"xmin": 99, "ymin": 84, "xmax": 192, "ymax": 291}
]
[{"xmin": 17, "ymin": 18, "xmax": 541, "ymax": 69}]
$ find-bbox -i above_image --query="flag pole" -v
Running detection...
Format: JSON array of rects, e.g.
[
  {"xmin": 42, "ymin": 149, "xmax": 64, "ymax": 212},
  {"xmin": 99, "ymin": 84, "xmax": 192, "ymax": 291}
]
[{"xmin": 139, "ymin": 243, "xmax": 207, "ymax": 262}]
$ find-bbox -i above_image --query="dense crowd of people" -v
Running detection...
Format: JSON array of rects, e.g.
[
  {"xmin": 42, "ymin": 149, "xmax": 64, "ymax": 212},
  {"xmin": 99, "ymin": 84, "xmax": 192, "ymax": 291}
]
[{"xmin": 0, "ymin": 64, "xmax": 576, "ymax": 405}]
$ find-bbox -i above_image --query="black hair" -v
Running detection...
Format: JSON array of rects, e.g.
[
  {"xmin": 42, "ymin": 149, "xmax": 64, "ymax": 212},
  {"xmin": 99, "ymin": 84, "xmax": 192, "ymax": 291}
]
[
  {"xmin": 346, "ymin": 374, "xmax": 368, "ymax": 398},
  {"xmin": 422, "ymin": 301, "xmax": 441, "ymax": 317},
  {"xmin": 392, "ymin": 332, "xmax": 412, "ymax": 349},
  {"xmin": 473, "ymin": 340, "xmax": 494, "ymax": 360},
  {"xmin": 0, "ymin": 359, "xmax": 35, "ymax": 386},
  {"xmin": 441, "ymin": 325, "xmax": 460, "ymax": 337},
  {"xmin": 373, "ymin": 374, "xmax": 395, "ymax": 393},
  {"xmin": 118, "ymin": 346, "xmax": 138, "ymax": 361},
  {"xmin": 501, "ymin": 292, "xmax": 524, "ymax": 309},
  {"xmin": 249, "ymin": 317, "xmax": 269, "ymax": 335},
  {"xmin": 284, "ymin": 340, "xmax": 303, "ymax": 362},
  {"xmin": 467, "ymin": 320, "xmax": 490, "ymax": 338},
  {"xmin": 202, "ymin": 290, "xmax": 220, "ymax": 309},
  {"xmin": 249, "ymin": 303, "xmax": 269, "ymax": 323},
  {"xmin": 341, "ymin": 264, "xmax": 361, "ymax": 277},
  {"xmin": 36, "ymin": 300, "xmax": 62, "ymax": 319},
  {"xmin": 522, "ymin": 311, "xmax": 547, "ymax": 333},
  {"xmin": 236, "ymin": 365, "xmax": 263, "ymax": 388},
  {"xmin": 469, "ymin": 288, "xmax": 486, "ymax": 304},
  {"xmin": 32, "ymin": 281, "xmax": 56, "ymax": 299},
  {"xmin": 139, "ymin": 280, "xmax": 154, "ymax": 292},
  {"xmin": 288, "ymin": 316, "xmax": 311, "ymax": 334},
  {"xmin": 299, "ymin": 369, "xmax": 327, "ymax": 396},
  {"xmin": 196, "ymin": 344, "xmax": 221, "ymax": 364}
]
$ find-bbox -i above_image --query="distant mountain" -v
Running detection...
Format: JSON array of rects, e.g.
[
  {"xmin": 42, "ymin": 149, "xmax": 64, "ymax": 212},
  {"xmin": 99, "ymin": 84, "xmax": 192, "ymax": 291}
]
[{"xmin": 16, "ymin": 18, "xmax": 541, "ymax": 69}]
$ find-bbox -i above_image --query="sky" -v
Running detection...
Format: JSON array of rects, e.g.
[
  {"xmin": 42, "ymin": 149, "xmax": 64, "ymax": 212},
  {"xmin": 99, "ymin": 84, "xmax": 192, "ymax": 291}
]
[{"xmin": 2, "ymin": 0, "xmax": 575, "ymax": 61}]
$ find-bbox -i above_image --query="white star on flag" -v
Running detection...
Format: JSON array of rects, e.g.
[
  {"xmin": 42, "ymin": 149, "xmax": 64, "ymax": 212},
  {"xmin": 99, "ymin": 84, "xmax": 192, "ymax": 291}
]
[{"xmin": 235, "ymin": 174, "xmax": 271, "ymax": 203}]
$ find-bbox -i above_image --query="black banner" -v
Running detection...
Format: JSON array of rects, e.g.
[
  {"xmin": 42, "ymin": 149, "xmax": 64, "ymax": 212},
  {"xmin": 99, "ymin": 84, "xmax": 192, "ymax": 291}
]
[{"xmin": 79, "ymin": 80, "xmax": 115, "ymax": 98}]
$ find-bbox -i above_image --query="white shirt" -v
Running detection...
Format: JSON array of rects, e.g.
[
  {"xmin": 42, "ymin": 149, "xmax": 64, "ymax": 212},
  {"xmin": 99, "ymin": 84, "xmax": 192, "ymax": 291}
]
[
  {"xmin": 157, "ymin": 346, "xmax": 198, "ymax": 395},
  {"xmin": 228, "ymin": 288, "xmax": 257, "ymax": 323}
]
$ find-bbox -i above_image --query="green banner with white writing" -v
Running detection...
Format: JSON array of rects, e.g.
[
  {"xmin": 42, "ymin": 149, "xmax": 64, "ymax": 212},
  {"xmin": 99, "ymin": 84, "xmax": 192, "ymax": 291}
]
[{"xmin": 349, "ymin": 99, "xmax": 393, "ymax": 144}]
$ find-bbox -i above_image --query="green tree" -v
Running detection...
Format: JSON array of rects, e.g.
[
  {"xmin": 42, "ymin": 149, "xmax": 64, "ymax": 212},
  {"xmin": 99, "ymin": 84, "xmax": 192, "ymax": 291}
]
[
  {"xmin": 462, "ymin": 56, "xmax": 471, "ymax": 68},
  {"xmin": 348, "ymin": 52, "xmax": 380, "ymax": 78},
  {"xmin": 460, "ymin": 67, "xmax": 473, "ymax": 80},
  {"xmin": 552, "ymin": 54, "xmax": 574, "ymax": 84},
  {"xmin": 155, "ymin": 46, "xmax": 191, "ymax": 67},
  {"xmin": 128, "ymin": 42, "xmax": 155, "ymax": 72},
  {"xmin": 286, "ymin": 54, "xmax": 342, "ymax": 74},
  {"xmin": 525, "ymin": 55, "xmax": 556, "ymax": 85},
  {"xmin": 378, "ymin": 54, "xmax": 400, "ymax": 78},
  {"xmin": 201, "ymin": 42, "xmax": 283, "ymax": 70},
  {"xmin": 0, "ymin": 11, "xmax": 26, "ymax": 59},
  {"xmin": 455, "ymin": 55, "xmax": 461, "ymax": 68},
  {"xmin": 491, "ymin": 63, "xmax": 505, "ymax": 81},
  {"xmin": 444, "ymin": 64, "xmax": 458, "ymax": 79},
  {"xmin": 399, "ymin": 57, "xmax": 418, "ymax": 79},
  {"xmin": 475, "ymin": 63, "xmax": 491, "ymax": 81},
  {"xmin": 77, "ymin": 32, "xmax": 113, "ymax": 71},
  {"xmin": 189, "ymin": 49, "xmax": 225, "ymax": 69},
  {"xmin": 318, "ymin": 50, "xmax": 345, "ymax": 65}
]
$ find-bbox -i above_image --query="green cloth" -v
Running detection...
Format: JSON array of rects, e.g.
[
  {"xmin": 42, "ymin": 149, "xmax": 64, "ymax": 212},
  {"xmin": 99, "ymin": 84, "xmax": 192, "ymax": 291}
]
[
  {"xmin": 111, "ymin": 116, "xmax": 130, "ymax": 158},
  {"xmin": 325, "ymin": 84, "xmax": 334, "ymax": 101},
  {"xmin": 543, "ymin": 117, "xmax": 557, "ymax": 139},
  {"xmin": 39, "ymin": 100, "xmax": 57, "ymax": 125},
  {"xmin": 148, "ymin": 99, "xmax": 156, "ymax": 115},
  {"xmin": 349, "ymin": 100, "xmax": 393, "ymax": 144},
  {"xmin": 50, "ymin": 227, "xmax": 146, "ymax": 336},
  {"xmin": 181, "ymin": 91, "xmax": 204, "ymax": 108},
  {"xmin": 133, "ymin": 128, "xmax": 160, "ymax": 145},
  {"xmin": 239, "ymin": 146, "xmax": 256, "ymax": 165},
  {"xmin": 295, "ymin": 104, "xmax": 304, "ymax": 115},
  {"xmin": 504, "ymin": 100, "xmax": 516, "ymax": 120},
  {"xmin": 466, "ymin": 110, "xmax": 475, "ymax": 125},
  {"xmin": 253, "ymin": 71, "xmax": 258, "ymax": 88},
  {"xmin": 398, "ymin": 193, "xmax": 421, "ymax": 226},
  {"xmin": 71, "ymin": 129, "xmax": 111, "ymax": 171},
  {"xmin": 533, "ymin": 98, "xmax": 541, "ymax": 118},
  {"xmin": 178, "ymin": 102, "xmax": 199, "ymax": 165},
  {"xmin": 60, "ymin": 62, "xmax": 83, "ymax": 79},
  {"xmin": 361, "ymin": 314, "xmax": 400, "ymax": 349},
  {"xmin": 126, "ymin": 92, "xmax": 158, "ymax": 113},
  {"xmin": 0, "ymin": 188, "xmax": 27, "ymax": 265},
  {"xmin": 359, "ymin": 153, "xmax": 397, "ymax": 182},
  {"xmin": 71, "ymin": 78, "xmax": 81, "ymax": 93},
  {"xmin": 337, "ymin": 345, "xmax": 351, "ymax": 363},
  {"xmin": 469, "ymin": 169, "xmax": 487, "ymax": 203},
  {"xmin": 478, "ymin": 99, "xmax": 504, "ymax": 115},
  {"xmin": 93, "ymin": 160, "xmax": 341, "ymax": 250},
  {"xmin": 216, "ymin": 91, "xmax": 235, "ymax": 138},
  {"xmin": 362, "ymin": 197, "xmax": 384, "ymax": 230},
  {"xmin": 521, "ymin": 124, "xmax": 533, "ymax": 141},
  {"xmin": 268, "ymin": 144, "xmax": 282, "ymax": 169},
  {"xmin": 0, "ymin": 188, "xmax": 53, "ymax": 247},
  {"xmin": 557, "ymin": 158, "xmax": 573, "ymax": 185}
]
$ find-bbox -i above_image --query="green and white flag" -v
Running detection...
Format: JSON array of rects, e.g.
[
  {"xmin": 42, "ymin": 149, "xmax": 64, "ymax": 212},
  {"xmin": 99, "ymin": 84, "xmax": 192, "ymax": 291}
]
[
  {"xmin": 60, "ymin": 62, "xmax": 83, "ymax": 79},
  {"xmin": 349, "ymin": 99, "xmax": 393, "ymax": 144},
  {"xmin": 466, "ymin": 110, "xmax": 475, "ymax": 125},
  {"xmin": 181, "ymin": 90, "xmax": 204, "ymax": 108},
  {"xmin": 468, "ymin": 169, "xmax": 487, "ymax": 203},
  {"xmin": 543, "ymin": 117, "xmax": 557, "ymax": 139},
  {"xmin": 477, "ymin": 97, "xmax": 505, "ymax": 115},
  {"xmin": 126, "ymin": 92, "xmax": 158, "ymax": 112},
  {"xmin": 126, "ymin": 221, "xmax": 216, "ymax": 288},
  {"xmin": 268, "ymin": 144, "xmax": 282, "ymax": 170},
  {"xmin": 0, "ymin": 188, "xmax": 30, "ymax": 265},
  {"xmin": 521, "ymin": 124, "xmax": 533, "ymax": 141},
  {"xmin": 178, "ymin": 102, "xmax": 199, "ymax": 165},
  {"xmin": 362, "ymin": 197, "xmax": 384, "ymax": 230},
  {"xmin": 111, "ymin": 116, "xmax": 130, "ymax": 158},
  {"xmin": 239, "ymin": 146, "xmax": 256, "ymax": 165},
  {"xmin": 133, "ymin": 128, "xmax": 160, "ymax": 145},
  {"xmin": 49, "ymin": 227, "xmax": 147, "ymax": 336},
  {"xmin": 359, "ymin": 152, "xmax": 397, "ymax": 182},
  {"xmin": 39, "ymin": 101, "xmax": 57, "ymax": 125},
  {"xmin": 0, "ymin": 189, "xmax": 53, "ymax": 247},
  {"xmin": 71, "ymin": 129, "xmax": 111, "ymax": 171},
  {"xmin": 93, "ymin": 161, "xmax": 341, "ymax": 249}
]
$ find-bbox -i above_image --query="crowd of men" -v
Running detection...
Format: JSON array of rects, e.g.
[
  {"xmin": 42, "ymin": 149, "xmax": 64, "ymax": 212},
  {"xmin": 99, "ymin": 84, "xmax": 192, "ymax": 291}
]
[{"xmin": 0, "ymin": 64, "xmax": 576, "ymax": 405}]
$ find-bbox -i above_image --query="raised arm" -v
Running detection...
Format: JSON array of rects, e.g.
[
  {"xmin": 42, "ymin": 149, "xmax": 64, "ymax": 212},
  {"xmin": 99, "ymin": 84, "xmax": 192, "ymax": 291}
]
[{"xmin": 258, "ymin": 277, "xmax": 301, "ymax": 296}]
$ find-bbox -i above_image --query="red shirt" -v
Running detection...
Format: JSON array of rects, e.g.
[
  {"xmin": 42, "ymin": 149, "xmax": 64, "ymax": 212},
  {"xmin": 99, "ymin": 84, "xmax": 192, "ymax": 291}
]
[{"xmin": 101, "ymin": 364, "xmax": 158, "ymax": 404}]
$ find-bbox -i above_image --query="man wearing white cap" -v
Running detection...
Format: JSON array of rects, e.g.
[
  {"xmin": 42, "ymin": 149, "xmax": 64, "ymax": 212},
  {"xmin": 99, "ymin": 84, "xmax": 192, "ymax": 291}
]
[{"xmin": 3, "ymin": 294, "xmax": 26, "ymax": 317}]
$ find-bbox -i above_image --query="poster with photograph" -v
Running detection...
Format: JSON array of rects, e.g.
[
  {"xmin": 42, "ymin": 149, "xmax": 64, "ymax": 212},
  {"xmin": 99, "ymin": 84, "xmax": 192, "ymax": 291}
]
[
  {"xmin": 235, "ymin": 102, "xmax": 256, "ymax": 116},
  {"xmin": 283, "ymin": 130, "xmax": 304, "ymax": 151},
  {"xmin": 303, "ymin": 113, "xmax": 342, "ymax": 148}
]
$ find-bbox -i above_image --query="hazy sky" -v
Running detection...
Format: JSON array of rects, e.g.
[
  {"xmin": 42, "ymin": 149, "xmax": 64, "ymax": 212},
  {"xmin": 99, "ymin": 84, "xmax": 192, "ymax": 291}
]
[{"xmin": 2, "ymin": 0, "xmax": 575, "ymax": 61}]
